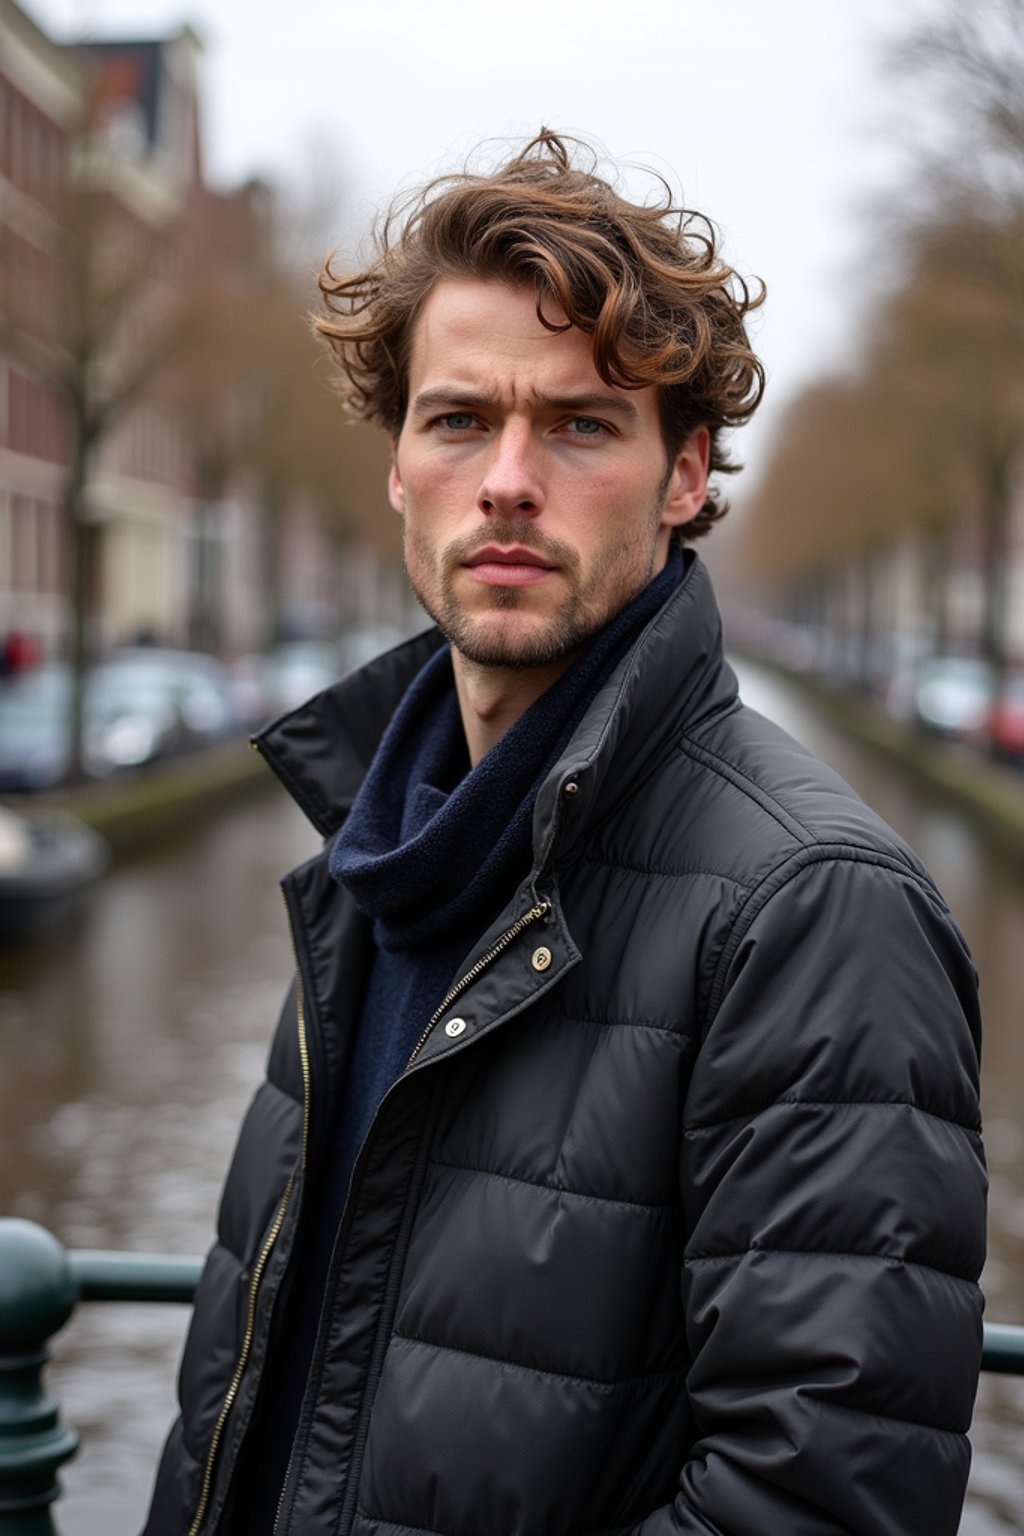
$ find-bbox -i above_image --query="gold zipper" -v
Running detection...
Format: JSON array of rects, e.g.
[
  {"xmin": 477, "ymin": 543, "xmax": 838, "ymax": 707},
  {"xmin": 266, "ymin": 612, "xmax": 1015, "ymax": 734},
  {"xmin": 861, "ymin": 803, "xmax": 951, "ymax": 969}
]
[
  {"xmin": 186, "ymin": 1173, "xmax": 293, "ymax": 1536},
  {"xmin": 405, "ymin": 899, "xmax": 551, "ymax": 1068},
  {"xmin": 293, "ymin": 955, "xmax": 311, "ymax": 1173},
  {"xmin": 187, "ymin": 939, "xmax": 311, "ymax": 1534}
]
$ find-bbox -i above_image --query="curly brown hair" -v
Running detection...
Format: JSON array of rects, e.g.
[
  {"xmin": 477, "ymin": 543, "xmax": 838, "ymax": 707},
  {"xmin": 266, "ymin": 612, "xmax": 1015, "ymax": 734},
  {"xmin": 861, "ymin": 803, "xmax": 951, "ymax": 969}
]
[{"xmin": 315, "ymin": 130, "xmax": 765, "ymax": 538}]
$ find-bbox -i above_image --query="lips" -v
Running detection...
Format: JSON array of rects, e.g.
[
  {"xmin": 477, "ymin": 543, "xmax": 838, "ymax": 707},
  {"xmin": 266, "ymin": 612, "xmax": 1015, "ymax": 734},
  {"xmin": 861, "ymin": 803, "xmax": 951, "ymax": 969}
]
[
  {"xmin": 464, "ymin": 545, "xmax": 557, "ymax": 570},
  {"xmin": 462, "ymin": 545, "xmax": 559, "ymax": 589}
]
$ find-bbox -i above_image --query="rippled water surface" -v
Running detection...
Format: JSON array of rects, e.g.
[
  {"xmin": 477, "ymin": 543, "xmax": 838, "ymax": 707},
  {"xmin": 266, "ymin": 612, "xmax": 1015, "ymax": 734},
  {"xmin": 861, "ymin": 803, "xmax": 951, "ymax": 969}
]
[
  {"xmin": 0, "ymin": 791, "xmax": 322, "ymax": 1533},
  {"xmin": 0, "ymin": 661, "xmax": 1020, "ymax": 1533}
]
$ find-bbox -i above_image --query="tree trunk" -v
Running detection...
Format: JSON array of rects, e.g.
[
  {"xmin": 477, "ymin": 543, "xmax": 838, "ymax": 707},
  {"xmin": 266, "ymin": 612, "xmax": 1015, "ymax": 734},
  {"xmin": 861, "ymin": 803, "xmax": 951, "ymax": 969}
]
[
  {"xmin": 62, "ymin": 429, "xmax": 93, "ymax": 786},
  {"xmin": 979, "ymin": 483, "xmax": 1010, "ymax": 677},
  {"xmin": 189, "ymin": 497, "xmax": 224, "ymax": 654},
  {"xmin": 978, "ymin": 467, "xmax": 1012, "ymax": 755},
  {"xmin": 857, "ymin": 546, "xmax": 878, "ymax": 695},
  {"xmin": 261, "ymin": 482, "xmax": 285, "ymax": 648},
  {"xmin": 923, "ymin": 522, "xmax": 951, "ymax": 657}
]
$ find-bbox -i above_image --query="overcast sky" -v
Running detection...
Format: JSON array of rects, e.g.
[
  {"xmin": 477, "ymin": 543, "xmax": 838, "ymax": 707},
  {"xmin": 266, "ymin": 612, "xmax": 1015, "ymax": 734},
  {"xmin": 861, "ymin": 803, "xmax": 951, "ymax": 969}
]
[{"xmin": 26, "ymin": 0, "xmax": 936, "ymax": 503}]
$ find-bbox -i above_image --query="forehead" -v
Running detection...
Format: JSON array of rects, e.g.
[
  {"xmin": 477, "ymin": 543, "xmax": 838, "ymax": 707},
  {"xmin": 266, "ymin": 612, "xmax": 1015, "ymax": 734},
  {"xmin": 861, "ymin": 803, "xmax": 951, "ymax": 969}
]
[
  {"xmin": 408, "ymin": 278, "xmax": 594, "ymax": 382},
  {"xmin": 405, "ymin": 278, "xmax": 657, "ymax": 424},
  {"xmin": 405, "ymin": 279, "xmax": 660, "ymax": 436}
]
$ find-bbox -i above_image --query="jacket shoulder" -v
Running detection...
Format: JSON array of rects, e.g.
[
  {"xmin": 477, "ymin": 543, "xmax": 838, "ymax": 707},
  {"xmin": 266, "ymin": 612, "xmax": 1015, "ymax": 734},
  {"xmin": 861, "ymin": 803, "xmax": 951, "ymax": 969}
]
[
  {"xmin": 668, "ymin": 698, "xmax": 934, "ymax": 891},
  {"xmin": 584, "ymin": 695, "xmax": 935, "ymax": 899}
]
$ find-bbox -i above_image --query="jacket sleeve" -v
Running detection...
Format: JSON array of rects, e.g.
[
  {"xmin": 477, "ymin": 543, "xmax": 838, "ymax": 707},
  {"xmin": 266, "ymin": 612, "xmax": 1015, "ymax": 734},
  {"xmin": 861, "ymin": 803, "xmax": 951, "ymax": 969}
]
[{"xmin": 642, "ymin": 851, "xmax": 986, "ymax": 1536}]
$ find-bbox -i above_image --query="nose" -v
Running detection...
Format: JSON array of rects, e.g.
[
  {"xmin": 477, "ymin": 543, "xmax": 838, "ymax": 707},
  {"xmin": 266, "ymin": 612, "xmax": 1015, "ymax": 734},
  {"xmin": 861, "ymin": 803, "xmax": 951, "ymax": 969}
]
[{"xmin": 476, "ymin": 423, "xmax": 545, "ymax": 519}]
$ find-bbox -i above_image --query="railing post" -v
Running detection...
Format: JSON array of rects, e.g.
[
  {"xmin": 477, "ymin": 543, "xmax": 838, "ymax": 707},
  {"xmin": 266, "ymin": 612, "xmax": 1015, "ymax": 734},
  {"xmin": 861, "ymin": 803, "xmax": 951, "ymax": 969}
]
[{"xmin": 0, "ymin": 1220, "xmax": 79, "ymax": 1535}]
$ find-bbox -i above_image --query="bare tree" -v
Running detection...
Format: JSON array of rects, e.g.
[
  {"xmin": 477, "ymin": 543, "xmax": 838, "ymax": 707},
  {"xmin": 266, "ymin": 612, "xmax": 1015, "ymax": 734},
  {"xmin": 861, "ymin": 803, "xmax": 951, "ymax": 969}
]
[
  {"xmin": 742, "ymin": 0, "xmax": 1024, "ymax": 722},
  {"xmin": 889, "ymin": 0, "xmax": 1024, "ymax": 211},
  {"xmin": 170, "ymin": 181, "xmax": 395, "ymax": 650},
  {"xmin": 0, "ymin": 123, "xmax": 191, "ymax": 779}
]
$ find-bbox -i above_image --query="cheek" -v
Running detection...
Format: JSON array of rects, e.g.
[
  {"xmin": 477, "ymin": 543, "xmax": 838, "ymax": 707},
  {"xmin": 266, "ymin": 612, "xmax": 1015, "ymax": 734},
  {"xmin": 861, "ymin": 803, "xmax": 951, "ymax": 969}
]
[
  {"xmin": 402, "ymin": 458, "xmax": 476, "ymax": 567},
  {"xmin": 574, "ymin": 459, "xmax": 652, "ymax": 515},
  {"xmin": 402, "ymin": 452, "xmax": 467, "ymax": 509},
  {"xmin": 568, "ymin": 475, "xmax": 656, "ymax": 558},
  {"xmin": 403, "ymin": 517, "xmax": 434, "ymax": 575}
]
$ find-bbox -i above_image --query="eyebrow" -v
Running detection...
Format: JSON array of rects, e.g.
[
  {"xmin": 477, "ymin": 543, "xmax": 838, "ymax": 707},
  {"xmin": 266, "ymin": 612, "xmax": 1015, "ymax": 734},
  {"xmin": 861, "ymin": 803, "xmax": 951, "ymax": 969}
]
[{"xmin": 409, "ymin": 386, "xmax": 643, "ymax": 427}]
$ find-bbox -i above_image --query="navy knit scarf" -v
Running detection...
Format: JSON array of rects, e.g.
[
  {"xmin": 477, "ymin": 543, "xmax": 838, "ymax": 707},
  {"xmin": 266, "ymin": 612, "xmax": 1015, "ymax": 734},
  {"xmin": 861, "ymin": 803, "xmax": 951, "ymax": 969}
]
[{"xmin": 329, "ymin": 548, "xmax": 683, "ymax": 949}]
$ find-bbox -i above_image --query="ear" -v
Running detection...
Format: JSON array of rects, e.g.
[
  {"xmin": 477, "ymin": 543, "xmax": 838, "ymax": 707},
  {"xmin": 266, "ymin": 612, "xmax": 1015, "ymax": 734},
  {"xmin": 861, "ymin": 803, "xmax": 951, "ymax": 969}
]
[
  {"xmin": 387, "ymin": 434, "xmax": 405, "ymax": 515},
  {"xmin": 659, "ymin": 425, "xmax": 710, "ymax": 532}
]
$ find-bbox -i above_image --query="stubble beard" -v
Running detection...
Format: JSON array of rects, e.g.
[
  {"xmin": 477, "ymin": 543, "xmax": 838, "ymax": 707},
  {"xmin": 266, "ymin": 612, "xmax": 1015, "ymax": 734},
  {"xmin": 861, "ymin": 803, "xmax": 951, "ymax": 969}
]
[{"xmin": 404, "ymin": 506, "xmax": 665, "ymax": 671}]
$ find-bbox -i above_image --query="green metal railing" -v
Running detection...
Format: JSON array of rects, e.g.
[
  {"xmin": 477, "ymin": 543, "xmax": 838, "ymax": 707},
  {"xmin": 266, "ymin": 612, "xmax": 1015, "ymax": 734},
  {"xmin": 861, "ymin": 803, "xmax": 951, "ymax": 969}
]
[
  {"xmin": 0, "ymin": 1217, "xmax": 1022, "ymax": 1534},
  {"xmin": 0, "ymin": 1218, "xmax": 202, "ymax": 1533}
]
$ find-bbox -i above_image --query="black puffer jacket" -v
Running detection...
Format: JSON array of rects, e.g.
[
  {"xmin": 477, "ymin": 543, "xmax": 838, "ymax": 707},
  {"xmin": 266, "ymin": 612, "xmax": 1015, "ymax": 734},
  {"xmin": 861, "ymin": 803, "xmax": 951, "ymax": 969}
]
[{"xmin": 145, "ymin": 556, "xmax": 986, "ymax": 1536}]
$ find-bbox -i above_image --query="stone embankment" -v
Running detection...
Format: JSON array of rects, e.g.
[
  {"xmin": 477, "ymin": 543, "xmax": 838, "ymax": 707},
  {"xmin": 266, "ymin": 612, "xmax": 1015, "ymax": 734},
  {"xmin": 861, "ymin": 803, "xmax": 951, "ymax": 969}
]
[
  {"xmin": 16, "ymin": 673, "xmax": 1024, "ymax": 871},
  {"xmin": 753, "ymin": 659, "xmax": 1024, "ymax": 870},
  {"xmin": 24, "ymin": 739, "xmax": 274, "ymax": 863}
]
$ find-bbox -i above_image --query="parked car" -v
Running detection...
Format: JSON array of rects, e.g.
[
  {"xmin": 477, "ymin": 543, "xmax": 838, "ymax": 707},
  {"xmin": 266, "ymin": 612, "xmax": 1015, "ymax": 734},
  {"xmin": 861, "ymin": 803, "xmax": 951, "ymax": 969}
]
[
  {"xmin": 262, "ymin": 641, "xmax": 346, "ymax": 715},
  {"xmin": 224, "ymin": 653, "xmax": 274, "ymax": 731},
  {"xmin": 337, "ymin": 622, "xmax": 408, "ymax": 674},
  {"xmin": 0, "ymin": 649, "xmax": 239, "ymax": 792},
  {"xmin": 991, "ymin": 672, "xmax": 1024, "ymax": 761},
  {"xmin": 227, "ymin": 627, "xmax": 414, "ymax": 730},
  {"xmin": 100, "ymin": 648, "xmax": 238, "ymax": 748},
  {"xmin": 0, "ymin": 663, "xmax": 178, "ymax": 790},
  {"xmin": 913, "ymin": 656, "xmax": 995, "ymax": 740},
  {"xmin": 0, "ymin": 667, "xmax": 69, "ymax": 789}
]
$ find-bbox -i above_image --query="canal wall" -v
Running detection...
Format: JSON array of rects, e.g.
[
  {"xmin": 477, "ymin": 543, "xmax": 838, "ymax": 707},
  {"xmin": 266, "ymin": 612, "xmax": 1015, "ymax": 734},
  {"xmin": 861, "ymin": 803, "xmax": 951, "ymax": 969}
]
[
  {"xmin": 29, "ymin": 740, "xmax": 277, "ymax": 863},
  {"xmin": 16, "ymin": 668, "xmax": 1024, "ymax": 873},
  {"xmin": 745, "ymin": 657, "xmax": 1024, "ymax": 873}
]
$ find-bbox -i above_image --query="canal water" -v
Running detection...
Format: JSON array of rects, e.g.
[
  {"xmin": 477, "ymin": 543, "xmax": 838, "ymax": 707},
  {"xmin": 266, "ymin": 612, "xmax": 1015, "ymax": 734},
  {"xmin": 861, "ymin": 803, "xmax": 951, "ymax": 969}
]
[{"xmin": 0, "ymin": 657, "xmax": 1021, "ymax": 1533}]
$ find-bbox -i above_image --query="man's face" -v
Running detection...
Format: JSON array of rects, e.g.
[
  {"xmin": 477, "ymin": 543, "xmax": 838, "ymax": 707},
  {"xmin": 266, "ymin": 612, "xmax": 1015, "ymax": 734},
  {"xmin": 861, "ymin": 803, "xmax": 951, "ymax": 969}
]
[{"xmin": 389, "ymin": 278, "xmax": 709, "ymax": 670}]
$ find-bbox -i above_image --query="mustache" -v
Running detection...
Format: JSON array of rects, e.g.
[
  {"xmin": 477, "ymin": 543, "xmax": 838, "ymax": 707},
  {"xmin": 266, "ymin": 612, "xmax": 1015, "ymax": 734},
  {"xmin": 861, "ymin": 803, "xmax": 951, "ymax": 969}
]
[{"xmin": 444, "ymin": 521, "xmax": 580, "ymax": 573}]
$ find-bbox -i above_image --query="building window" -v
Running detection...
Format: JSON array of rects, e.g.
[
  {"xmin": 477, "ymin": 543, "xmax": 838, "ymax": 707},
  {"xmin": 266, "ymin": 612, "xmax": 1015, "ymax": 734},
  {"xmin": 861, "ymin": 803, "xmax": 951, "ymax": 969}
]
[
  {"xmin": 37, "ymin": 500, "xmax": 60, "ymax": 591},
  {"xmin": 0, "ymin": 491, "xmax": 9, "ymax": 591},
  {"xmin": 11, "ymin": 494, "xmax": 35, "ymax": 591}
]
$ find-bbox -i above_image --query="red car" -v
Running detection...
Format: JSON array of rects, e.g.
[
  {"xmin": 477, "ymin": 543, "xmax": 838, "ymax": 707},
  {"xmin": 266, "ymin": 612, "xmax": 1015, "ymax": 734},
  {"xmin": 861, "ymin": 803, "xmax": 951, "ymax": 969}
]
[{"xmin": 992, "ymin": 673, "xmax": 1024, "ymax": 759}]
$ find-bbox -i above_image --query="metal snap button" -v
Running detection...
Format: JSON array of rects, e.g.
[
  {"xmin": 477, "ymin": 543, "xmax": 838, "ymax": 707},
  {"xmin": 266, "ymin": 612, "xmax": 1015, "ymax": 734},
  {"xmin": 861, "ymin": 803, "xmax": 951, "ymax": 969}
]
[
  {"xmin": 531, "ymin": 946, "xmax": 553, "ymax": 972},
  {"xmin": 444, "ymin": 1017, "xmax": 467, "ymax": 1037},
  {"xmin": 563, "ymin": 780, "xmax": 579, "ymax": 797}
]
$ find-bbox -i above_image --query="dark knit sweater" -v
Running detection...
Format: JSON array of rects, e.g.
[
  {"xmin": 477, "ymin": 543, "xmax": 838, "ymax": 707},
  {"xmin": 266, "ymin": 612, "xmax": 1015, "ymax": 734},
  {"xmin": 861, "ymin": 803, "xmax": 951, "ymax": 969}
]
[{"xmin": 236, "ymin": 551, "xmax": 683, "ymax": 1528}]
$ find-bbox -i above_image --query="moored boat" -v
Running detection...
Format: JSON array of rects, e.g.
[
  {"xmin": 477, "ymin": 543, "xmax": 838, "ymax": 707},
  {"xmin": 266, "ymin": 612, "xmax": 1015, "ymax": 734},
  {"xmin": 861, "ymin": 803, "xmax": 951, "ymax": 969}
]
[{"xmin": 0, "ymin": 807, "xmax": 110, "ymax": 941}]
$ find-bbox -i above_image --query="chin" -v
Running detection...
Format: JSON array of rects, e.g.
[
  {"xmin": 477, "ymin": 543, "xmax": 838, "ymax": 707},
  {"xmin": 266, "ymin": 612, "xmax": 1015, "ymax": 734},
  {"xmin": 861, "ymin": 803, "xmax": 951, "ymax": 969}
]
[
  {"xmin": 410, "ymin": 569, "xmax": 599, "ymax": 669},
  {"xmin": 447, "ymin": 607, "xmax": 593, "ymax": 670}
]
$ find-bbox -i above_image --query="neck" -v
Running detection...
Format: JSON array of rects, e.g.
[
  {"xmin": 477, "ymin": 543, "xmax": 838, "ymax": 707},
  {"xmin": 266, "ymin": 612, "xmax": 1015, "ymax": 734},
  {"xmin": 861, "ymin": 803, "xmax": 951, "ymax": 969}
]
[{"xmin": 452, "ymin": 649, "xmax": 577, "ymax": 766}]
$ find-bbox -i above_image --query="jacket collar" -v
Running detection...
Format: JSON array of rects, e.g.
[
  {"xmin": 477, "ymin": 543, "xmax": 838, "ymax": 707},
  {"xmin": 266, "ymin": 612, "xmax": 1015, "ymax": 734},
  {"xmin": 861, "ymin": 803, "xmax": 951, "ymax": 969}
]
[
  {"xmin": 254, "ymin": 627, "xmax": 446, "ymax": 838},
  {"xmin": 253, "ymin": 552, "xmax": 737, "ymax": 852},
  {"xmin": 530, "ymin": 551, "xmax": 737, "ymax": 875}
]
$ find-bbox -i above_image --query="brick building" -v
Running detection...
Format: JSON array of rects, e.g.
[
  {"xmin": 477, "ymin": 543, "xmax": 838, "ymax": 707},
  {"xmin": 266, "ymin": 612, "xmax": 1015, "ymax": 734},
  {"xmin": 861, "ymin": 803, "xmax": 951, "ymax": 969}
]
[
  {"xmin": 0, "ymin": 2, "xmax": 211, "ymax": 656},
  {"xmin": 1, "ymin": 0, "xmax": 397, "ymax": 668},
  {"xmin": 75, "ymin": 26, "xmax": 205, "ymax": 651},
  {"xmin": 0, "ymin": 0, "xmax": 79, "ymax": 657}
]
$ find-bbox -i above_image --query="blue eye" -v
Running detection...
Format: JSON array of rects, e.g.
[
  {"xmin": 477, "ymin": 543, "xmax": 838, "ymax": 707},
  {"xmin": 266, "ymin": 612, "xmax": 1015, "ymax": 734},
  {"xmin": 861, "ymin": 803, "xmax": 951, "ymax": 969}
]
[
  {"xmin": 568, "ymin": 418, "xmax": 603, "ymax": 436},
  {"xmin": 440, "ymin": 413, "xmax": 476, "ymax": 431}
]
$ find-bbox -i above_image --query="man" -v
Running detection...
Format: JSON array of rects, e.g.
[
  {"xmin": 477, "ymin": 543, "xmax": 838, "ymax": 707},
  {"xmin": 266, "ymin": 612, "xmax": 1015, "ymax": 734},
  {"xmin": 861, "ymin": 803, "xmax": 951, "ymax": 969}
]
[{"xmin": 145, "ymin": 132, "xmax": 986, "ymax": 1536}]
